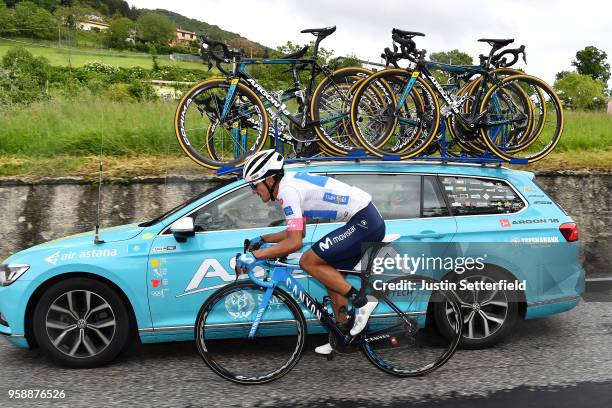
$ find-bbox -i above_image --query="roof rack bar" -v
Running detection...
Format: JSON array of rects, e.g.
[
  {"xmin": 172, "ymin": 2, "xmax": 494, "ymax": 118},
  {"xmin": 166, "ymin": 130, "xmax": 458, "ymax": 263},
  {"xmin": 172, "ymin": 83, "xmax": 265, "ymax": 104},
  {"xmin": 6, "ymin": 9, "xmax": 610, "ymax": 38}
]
[{"xmin": 215, "ymin": 153, "xmax": 513, "ymax": 176}]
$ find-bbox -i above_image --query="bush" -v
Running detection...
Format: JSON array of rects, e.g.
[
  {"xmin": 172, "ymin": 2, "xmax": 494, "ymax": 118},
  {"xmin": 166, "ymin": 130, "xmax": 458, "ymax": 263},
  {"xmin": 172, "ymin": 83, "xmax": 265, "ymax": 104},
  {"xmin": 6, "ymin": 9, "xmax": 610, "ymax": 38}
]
[
  {"xmin": 127, "ymin": 80, "xmax": 157, "ymax": 101},
  {"xmin": 101, "ymin": 83, "xmax": 132, "ymax": 102},
  {"xmin": 0, "ymin": 47, "xmax": 51, "ymax": 105}
]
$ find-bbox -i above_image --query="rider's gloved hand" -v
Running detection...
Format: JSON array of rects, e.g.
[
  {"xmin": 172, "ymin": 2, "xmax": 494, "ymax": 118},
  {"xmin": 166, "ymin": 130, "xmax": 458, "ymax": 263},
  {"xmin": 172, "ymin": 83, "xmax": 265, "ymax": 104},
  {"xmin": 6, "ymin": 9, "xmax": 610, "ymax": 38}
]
[
  {"xmin": 248, "ymin": 236, "xmax": 264, "ymax": 250},
  {"xmin": 236, "ymin": 251, "xmax": 258, "ymax": 269}
]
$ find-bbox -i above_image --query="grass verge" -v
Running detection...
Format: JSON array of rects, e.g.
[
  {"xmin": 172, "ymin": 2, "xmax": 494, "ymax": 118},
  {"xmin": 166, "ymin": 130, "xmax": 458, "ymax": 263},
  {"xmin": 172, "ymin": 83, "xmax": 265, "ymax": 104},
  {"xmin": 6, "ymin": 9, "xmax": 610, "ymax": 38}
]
[{"xmin": 0, "ymin": 98, "xmax": 610, "ymax": 179}]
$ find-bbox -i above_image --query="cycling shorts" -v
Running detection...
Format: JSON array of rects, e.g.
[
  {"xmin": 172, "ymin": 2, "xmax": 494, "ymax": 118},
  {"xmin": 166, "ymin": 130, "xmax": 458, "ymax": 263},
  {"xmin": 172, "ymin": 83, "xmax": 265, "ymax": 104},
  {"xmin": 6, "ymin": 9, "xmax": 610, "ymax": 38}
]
[{"xmin": 311, "ymin": 202, "xmax": 385, "ymax": 271}]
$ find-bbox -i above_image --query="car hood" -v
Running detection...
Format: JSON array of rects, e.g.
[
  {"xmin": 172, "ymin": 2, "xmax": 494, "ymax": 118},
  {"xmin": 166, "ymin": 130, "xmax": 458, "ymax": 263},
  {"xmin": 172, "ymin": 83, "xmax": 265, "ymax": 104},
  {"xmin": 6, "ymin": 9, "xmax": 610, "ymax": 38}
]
[{"xmin": 3, "ymin": 223, "xmax": 145, "ymax": 263}]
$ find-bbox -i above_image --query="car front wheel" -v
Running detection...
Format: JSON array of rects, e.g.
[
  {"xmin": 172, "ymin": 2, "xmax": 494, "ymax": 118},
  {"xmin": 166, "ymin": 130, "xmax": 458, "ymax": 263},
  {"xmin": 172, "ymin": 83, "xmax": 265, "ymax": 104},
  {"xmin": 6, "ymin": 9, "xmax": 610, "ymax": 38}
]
[{"xmin": 33, "ymin": 278, "xmax": 130, "ymax": 368}]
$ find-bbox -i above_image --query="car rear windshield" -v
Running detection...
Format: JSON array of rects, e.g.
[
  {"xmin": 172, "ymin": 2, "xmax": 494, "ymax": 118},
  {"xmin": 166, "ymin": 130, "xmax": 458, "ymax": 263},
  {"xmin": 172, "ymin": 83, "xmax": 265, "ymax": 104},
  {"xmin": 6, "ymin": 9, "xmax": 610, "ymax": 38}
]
[{"xmin": 439, "ymin": 175, "xmax": 525, "ymax": 216}]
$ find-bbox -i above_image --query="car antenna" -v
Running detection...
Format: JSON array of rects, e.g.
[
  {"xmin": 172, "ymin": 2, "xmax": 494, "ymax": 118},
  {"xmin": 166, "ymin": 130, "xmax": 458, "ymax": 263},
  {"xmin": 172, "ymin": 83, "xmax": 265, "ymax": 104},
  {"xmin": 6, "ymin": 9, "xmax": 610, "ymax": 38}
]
[{"xmin": 94, "ymin": 130, "xmax": 105, "ymax": 245}]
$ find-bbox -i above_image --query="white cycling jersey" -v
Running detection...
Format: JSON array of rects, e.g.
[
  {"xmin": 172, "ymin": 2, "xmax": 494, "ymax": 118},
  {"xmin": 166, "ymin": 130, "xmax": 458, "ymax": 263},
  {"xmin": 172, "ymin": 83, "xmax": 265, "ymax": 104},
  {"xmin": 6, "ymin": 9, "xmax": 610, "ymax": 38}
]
[{"xmin": 277, "ymin": 172, "xmax": 372, "ymax": 231}]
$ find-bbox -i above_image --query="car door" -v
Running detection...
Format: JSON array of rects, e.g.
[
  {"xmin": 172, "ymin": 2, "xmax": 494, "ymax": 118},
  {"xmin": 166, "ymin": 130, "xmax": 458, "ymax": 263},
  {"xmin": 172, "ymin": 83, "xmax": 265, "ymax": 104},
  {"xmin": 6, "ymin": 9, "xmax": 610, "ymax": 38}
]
[
  {"xmin": 146, "ymin": 183, "xmax": 305, "ymax": 334},
  {"xmin": 307, "ymin": 172, "xmax": 457, "ymax": 300}
]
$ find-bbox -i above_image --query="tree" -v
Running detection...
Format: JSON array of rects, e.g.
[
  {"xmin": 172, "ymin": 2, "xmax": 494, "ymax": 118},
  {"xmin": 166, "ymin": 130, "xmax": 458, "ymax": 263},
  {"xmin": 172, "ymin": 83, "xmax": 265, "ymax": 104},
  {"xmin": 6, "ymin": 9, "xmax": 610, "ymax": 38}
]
[
  {"xmin": 104, "ymin": 16, "xmax": 132, "ymax": 49},
  {"xmin": 554, "ymin": 72, "xmax": 606, "ymax": 110},
  {"xmin": 572, "ymin": 46, "xmax": 610, "ymax": 85},
  {"xmin": 555, "ymin": 70, "xmax": 571, "ymax": 81},
  {"xmin": 430, "ymin": 49, "xmax": 473, "ymax": 65},
  {"xmin": 14, "ymin": 1, "xmax": 56, "ymax": 39},
  {"xmin": 0, "ymin": 3, "xmax": 16, "ymax": 35},
  {"xmin": 136, "ymin": 12, "xmax": 175, "ymax": 45},
  {"xmin": 32, "ymin": 0, "xmax": 59, "ymax": 12},
  {"xmin": 228, "ymin": 37, "xmax": 265, "ymax": 58}
]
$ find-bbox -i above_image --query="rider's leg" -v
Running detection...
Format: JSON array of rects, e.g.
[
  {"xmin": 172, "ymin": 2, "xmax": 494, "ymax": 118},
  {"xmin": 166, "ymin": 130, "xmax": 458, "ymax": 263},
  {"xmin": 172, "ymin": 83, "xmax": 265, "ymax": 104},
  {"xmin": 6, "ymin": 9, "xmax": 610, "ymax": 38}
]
[
  {"xmin": 299, "ymin": 249, "xmax": 351, "ymax": 294},
  {"xmin": 327, "ymin": 289, "xmax": 349, "ymax": 325}
]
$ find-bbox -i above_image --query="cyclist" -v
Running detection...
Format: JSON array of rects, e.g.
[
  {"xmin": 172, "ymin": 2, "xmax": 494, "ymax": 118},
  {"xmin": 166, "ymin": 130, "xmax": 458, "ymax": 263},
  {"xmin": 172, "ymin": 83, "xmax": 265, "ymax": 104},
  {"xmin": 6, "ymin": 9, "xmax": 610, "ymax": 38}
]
[{"xmin": 235, "ymin": 149, "xmax": 385, "ymax": 355}]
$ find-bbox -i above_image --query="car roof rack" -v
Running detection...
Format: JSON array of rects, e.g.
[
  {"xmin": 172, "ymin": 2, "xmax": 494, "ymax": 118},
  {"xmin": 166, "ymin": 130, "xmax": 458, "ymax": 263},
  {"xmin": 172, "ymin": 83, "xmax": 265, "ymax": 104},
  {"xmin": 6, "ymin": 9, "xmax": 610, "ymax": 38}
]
[{"xmin": 215, "ymin": 150, "xmax": 527, "ymax": 176}]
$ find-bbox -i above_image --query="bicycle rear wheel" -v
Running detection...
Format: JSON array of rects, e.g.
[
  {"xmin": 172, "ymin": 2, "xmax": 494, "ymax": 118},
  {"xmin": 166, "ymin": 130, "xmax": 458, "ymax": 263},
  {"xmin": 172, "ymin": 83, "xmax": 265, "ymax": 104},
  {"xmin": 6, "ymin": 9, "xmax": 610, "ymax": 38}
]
[
  {"xmin": 195, "ymin": 281, "xmax": 306, "ymax": 384},
  {"xmin": 175, "ymin": 78, "xmax": 269, "ymax": 170},
  {"xmin": 350, "ymin": 69, "xmax": 440, "ymax": 159},
  {"xmin": 362, "ymin": 275, "xmax": 462, "ymax": 376},
  {"xmin": 478, "ymin": 74, "xmax": 563, "ymax": 163}
]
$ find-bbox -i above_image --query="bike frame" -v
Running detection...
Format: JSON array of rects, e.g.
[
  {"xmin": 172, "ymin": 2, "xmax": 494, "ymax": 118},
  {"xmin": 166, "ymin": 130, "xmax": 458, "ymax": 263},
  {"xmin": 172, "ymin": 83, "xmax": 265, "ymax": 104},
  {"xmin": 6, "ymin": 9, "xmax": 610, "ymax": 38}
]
[
  {"xmin": 244, "ymin": 258, "xmax": 416, "ymax": 345},
  {"xmin": 219, "ymin": 56, "xmax": 342, "ymax": 144}
]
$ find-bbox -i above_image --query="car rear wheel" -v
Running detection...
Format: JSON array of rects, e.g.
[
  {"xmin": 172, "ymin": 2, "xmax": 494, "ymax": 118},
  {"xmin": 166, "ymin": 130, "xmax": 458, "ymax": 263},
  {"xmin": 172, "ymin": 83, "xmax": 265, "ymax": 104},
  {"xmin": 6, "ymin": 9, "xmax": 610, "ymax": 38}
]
[
  {"xmin": 33, "ymin": 278, "xmax": 130, "ymax": 368},
  {"xmin": 434, "ymin": 269, "xmax": 519, "ymax": 349}
]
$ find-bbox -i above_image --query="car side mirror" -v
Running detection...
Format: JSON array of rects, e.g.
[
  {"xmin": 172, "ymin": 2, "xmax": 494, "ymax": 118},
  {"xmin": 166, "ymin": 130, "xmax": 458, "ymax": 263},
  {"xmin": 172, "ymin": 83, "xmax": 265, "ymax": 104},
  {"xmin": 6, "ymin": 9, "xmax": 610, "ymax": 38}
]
[{"xmin": 170, "ymin": 217, "xmax": 195, "ymax": 243}]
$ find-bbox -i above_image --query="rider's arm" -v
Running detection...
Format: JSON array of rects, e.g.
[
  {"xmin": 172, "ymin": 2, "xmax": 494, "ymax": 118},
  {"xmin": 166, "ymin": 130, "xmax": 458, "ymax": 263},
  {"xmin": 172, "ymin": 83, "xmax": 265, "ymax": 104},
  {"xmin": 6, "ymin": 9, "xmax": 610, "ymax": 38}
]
[
  {"xmin": 261, "ymin": 217, "xmax": 307, "ymax": 243},
  {"xmin": 254, "ymin": 185, "xmax": 305, "ymax": 258},
  {"xmin": 253, "ymin": 229, "xmax": 303, "ymax": 259}
]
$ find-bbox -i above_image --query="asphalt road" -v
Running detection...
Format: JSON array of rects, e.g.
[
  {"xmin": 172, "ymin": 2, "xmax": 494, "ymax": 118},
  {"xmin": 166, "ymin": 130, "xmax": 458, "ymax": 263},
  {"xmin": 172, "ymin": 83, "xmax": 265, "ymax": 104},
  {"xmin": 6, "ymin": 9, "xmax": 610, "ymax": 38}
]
[{"xmin": 1, "ymin": 299, "xmax": 611, "ymax": 408}]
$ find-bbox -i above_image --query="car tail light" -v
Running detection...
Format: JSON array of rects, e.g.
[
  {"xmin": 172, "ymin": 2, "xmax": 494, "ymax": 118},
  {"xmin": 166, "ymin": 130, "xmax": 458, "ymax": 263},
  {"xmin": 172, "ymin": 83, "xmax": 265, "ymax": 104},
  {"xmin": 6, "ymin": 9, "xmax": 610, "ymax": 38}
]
[{"xmin": 559, "ymin": 222, "xmax": 578, "ymax": 242}]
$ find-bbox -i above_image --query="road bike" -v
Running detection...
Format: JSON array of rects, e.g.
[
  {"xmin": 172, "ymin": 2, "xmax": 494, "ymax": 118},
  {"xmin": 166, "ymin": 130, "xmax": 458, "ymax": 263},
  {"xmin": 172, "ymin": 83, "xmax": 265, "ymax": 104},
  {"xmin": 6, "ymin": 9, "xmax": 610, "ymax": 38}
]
[
  {"xmin": 175, "ymin": 27, "xmax": 374, "ymax": 170},
  {"xmin": 195, "ymin": 239, "xmax": 463, "ymax": 384},
  {"xmin": 350, "ymin": 29, "xmax": 563, "ymax": 163}
]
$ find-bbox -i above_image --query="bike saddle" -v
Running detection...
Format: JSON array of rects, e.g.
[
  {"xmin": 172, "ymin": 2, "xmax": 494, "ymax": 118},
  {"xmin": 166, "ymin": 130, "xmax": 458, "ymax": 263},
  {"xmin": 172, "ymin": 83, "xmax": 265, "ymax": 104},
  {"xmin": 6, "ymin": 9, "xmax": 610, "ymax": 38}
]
[
  {"xmin": 300, "ymin": 26, "xmax": 337, "ymax": 38},
  {"xmin": 478, "ymin": 38, "xmax": 514, "ymax": 47},
  {"xmin": 281, "ymin": 45, "xmax": 309, "ymax": 59},
  {"xmin": 392, "ymin": 28, "xmax": 425, "ymax": 38}
]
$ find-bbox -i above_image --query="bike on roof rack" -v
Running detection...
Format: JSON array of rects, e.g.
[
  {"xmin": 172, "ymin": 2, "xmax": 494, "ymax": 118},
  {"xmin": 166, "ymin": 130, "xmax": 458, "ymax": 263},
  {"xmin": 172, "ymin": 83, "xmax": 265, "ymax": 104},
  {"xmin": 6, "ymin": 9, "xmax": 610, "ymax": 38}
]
[{"xmin": 174, "ymin": 27, "xmax": 380, "ymax": 170}]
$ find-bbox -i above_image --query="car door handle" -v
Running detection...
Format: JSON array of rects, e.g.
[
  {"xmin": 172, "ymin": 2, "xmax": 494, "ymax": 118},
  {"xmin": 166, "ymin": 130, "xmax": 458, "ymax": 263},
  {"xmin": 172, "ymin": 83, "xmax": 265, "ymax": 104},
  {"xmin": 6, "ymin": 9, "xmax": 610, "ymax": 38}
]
[{"xmin": 409, "ymin": 230, "xmax": 445, "ymax": 239}]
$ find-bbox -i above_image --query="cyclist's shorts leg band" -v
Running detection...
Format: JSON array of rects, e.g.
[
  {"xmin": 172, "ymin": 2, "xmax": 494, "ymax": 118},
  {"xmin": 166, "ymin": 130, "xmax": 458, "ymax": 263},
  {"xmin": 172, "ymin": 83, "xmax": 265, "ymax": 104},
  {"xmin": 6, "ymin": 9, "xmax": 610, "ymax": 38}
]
[{"xmin": 312, "ymin": 202, "xmax": 385, "ymax": 271}]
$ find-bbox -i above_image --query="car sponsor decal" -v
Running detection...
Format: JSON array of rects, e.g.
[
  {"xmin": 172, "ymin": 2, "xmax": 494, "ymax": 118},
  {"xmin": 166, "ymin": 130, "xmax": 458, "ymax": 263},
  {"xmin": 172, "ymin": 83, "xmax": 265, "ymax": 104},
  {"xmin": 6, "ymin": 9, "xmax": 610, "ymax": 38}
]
[
  {"xmin": 500, "ymin": 219, "xmax": 511, "ymax": 228},
  {"xmin": 178, "ymin": 254, "xmax": 306, "ymax": 297},
  {"xmin": 142, "ymin": 233, "xmax": 156, "ymax": 240},
  {"xmin": 523, "ymin": 186, "xmax": 535, "ymax": 193},
  {"xmin": 152, "ymin": 245, "xmax": 176, "ymax": 253},
  {"xmin": 44, "ymin": 248, "xmax": 118, "ymax": 265},
  {"xmin": 533, "ymin": 201, "xmax": 553, "ymax": 205},
  {"xmin": 512, "ymin": 218, "xmax": 559, "ymax": 225},
  {"xmin": 512, "ymin": 236, "xmax": 560, "ymax": 244}
]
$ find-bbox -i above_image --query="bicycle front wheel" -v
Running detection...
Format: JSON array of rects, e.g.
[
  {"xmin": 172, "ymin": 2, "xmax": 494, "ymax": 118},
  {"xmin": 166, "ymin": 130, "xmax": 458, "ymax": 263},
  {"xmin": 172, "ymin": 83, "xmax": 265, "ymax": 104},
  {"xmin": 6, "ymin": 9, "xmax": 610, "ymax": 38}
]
[
  {"xmin": 195, "ymin": 281, "xmax": 306, "ymax": 384},
  {"xmin": 362, "ymin": 275, "xmax": 462, "ymax": 377},
  {"xmin": 175, "ymin": 78, "xmax": 269, "ymax": 170}
]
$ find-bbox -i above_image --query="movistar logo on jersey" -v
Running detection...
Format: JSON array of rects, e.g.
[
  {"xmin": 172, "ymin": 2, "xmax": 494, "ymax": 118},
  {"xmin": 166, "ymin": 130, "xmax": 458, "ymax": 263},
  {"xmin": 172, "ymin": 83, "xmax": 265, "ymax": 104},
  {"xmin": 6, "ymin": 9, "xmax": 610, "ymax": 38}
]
[{"xmin": 323, "ymin": 193, "xmax": 349, "ymax": 205}]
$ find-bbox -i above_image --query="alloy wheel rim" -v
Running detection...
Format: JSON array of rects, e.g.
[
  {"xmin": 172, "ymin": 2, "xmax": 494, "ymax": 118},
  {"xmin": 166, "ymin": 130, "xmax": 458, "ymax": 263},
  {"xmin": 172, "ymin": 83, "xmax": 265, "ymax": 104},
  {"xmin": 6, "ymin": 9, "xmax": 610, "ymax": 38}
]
[
  {"xmin": 445, "ymin": 275, "xmax": 509, "ymax": 340},
  {"xmin": 45, "ymin": 290, "xmax": 116, "ymax": 358}
]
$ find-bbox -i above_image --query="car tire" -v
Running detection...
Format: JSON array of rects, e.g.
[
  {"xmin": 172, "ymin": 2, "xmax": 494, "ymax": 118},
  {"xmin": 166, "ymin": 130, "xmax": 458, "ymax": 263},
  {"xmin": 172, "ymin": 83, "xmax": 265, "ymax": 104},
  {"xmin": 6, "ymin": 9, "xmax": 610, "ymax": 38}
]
[
  {"xmin": 32, "ymin": 277, "xmax": 130, "ymax": 368},
  {"xmin": 434, "ymin": 268, "xmax": 519, "ymax": 349}
]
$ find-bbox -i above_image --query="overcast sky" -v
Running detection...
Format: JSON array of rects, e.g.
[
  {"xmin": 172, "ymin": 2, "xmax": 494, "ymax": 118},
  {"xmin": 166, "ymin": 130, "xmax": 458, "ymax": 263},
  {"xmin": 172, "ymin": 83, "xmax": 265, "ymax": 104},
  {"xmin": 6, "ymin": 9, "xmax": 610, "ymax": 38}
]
[{"xmin": 127, "ymin": 0, "xmax": 612, "ymax": 87}]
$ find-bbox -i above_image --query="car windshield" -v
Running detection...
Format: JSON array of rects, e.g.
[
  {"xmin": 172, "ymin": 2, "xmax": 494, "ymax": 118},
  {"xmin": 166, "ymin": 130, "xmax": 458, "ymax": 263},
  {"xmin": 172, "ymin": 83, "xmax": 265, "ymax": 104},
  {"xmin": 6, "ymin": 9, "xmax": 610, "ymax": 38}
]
[{"xmin": 138, "ymin": 178, "xmax": 237, "ymax": 227}]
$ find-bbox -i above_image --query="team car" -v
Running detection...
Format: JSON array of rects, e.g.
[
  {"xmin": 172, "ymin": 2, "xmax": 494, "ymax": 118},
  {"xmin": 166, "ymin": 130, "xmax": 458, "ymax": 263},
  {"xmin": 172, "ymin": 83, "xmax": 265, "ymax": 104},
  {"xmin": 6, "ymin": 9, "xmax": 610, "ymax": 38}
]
[{"xmin": 0, "ymin": 161, "xmax": 584, "ymax": 367}]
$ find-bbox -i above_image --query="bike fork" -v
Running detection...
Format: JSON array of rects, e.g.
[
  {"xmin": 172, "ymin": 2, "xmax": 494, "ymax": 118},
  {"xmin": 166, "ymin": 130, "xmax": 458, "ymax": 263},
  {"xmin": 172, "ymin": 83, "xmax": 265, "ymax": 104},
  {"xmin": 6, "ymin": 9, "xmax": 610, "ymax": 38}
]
[{"xmin": 247, "ymin": 285, "xmax": 275, "ymax": 339}]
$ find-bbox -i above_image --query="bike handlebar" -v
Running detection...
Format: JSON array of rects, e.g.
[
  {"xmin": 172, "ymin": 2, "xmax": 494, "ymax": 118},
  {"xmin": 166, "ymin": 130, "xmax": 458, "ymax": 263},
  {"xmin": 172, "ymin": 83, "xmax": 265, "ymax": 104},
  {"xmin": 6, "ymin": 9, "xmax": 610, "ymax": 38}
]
[
  {"xmin": 200, "ymin": 34, "xmax": 242, "ymax": 75},
  {"xmin": 491, "ymin": 44, "xmax": 526, "ymax": 68},
  {"xmin": 381, "ymin": 32, "xmax": 427, "ymax": 67}
]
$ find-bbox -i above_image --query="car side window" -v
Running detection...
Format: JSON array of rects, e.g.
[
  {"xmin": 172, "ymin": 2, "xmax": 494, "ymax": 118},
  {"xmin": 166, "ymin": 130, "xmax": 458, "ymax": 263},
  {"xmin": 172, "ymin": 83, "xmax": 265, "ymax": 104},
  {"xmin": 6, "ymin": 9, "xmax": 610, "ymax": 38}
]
[
  {"xmin": 190, "ymin": 185, "xmax": 285, "ymax": 231},
  {"xmin": 332, "ymin": 174, "xmax": 421, "ymax": 220},
  {"xmin": 423, "ymin": 176, "xmax": 450, "ymax": 217},
  {"xmin": 439, "ymin": 176, "xmax": 525, "ymax": 215}
]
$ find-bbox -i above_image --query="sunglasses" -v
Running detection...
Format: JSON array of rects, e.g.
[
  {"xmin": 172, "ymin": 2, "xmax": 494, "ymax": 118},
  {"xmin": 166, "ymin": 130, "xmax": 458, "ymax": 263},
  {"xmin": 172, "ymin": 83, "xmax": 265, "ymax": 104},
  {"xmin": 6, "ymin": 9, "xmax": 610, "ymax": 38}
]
[{"xmin": 249, "ymin": 179, "xmax": 263, "ymax": 190}]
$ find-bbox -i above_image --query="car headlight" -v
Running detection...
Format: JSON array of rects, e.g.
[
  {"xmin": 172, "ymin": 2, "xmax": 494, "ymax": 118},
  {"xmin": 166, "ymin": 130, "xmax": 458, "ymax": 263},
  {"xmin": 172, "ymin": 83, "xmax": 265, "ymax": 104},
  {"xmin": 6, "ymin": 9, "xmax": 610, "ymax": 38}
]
[{"xmin": 0, "ymin": 264, "xmax": 30, "ymax": 286}]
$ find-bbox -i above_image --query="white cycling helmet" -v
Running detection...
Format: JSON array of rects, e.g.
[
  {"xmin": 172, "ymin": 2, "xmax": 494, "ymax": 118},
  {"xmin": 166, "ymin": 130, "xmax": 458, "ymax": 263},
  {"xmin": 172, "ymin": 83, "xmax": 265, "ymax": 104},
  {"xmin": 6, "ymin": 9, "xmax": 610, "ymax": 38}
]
[{"xmin": 242, "ymin": 149, "xmax": 284, "ymax": 183}]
